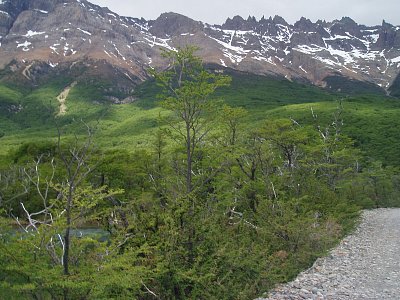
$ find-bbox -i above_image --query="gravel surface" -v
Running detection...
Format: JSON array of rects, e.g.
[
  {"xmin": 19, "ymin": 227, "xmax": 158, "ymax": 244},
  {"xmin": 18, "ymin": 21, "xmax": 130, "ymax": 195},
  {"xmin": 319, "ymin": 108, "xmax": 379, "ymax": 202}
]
[{"xmin": 257, "ymin": 208, "xmax": 400, "ymax": 300}]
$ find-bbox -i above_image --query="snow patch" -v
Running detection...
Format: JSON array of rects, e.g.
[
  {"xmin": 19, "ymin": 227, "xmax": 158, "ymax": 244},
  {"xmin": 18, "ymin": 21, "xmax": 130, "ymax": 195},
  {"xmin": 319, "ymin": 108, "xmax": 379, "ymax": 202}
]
[
  {"xmin": 143, "ymin": 36, "xmax": 176, "ymax": 51},
  {"xmin": 133, "ymin": 22, "xmax": 149, "ymax": 31},
  {"xmin": 33, "ymin": 9, "xmax": 48, "ymax": 14},
  {"xmin": 294, "ymin": 43, "xmax": 381, "ymax": 72},
  {"xmin": 110, "ymin": 42, "xmax": 126, "ymax": 60},
  {"xmin": 361, "ymin": 29, "xmax": 379, "ymax": 33},
  {"xmin": 223, "ymin": 51, "xmax": 245, "ymax": 64},
  {"xmin": 390, "ymin": 56, "xmax": 400, "ymax": 63},
  {"xmin": 124, "ymin": 72, "xmax": 135, "ymax": 82},
  {"xmin": 23, "ymin": 30, "xmax": 45, "ymax": 37},
  {"xmin": 323, "ymin": 34, "xmax": 351, "ymax": 41},
  {"xmin": 253, "ymin": 55, "xmax": 276, "ymax": 65},
  {"xmin": 50, "ymin": 45, "xmax": 60, "ymax": 55},
  {"xmin": 299, "ymin": 65, "xmax": 308, "ymax": 73},
  {"xmin": 276, "ymin": 24, "xmax": 293, "ymax": 43},
  {"xmin": 77, "ymin": 28, "xmax": 92, "ymax": 36},
  {"xmin": 368, "ymin": 34, "xmax": 379, "ymax": 43},
  {"xmin": 17, "ymin": 41, "xmax": 32, "ymax": 51},
  {"xmin": 107, "ymin": 12, "xmax": 117, "ymax": 18},
  {"xmin": 283, "ymin": 47, "xmax": 291, "ymax": 55},
  {"xmin": 48, "ymin": 61, "xmax": 58, "ymax": 68}
]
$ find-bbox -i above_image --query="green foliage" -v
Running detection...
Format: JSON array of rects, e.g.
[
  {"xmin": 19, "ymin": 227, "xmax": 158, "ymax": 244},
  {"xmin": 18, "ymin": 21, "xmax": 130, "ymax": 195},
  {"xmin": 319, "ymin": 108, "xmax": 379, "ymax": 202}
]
[
  {"xmin": 0, "ymin": 228, "xmax": 110, "ymax": 299},
  {"xmin": 1, "ymin": 64, "xmax": 400, "ymax": 166},
  {"xmin": 1, "ymin": 47, "xmax": 400, "ymax": 299},
  {"xmin": 215, "ymin": 70, "xmax": 337, "ymax": 111},
  {"xmin": 152, "ymin": 45, "xmax": 231, "ymax": 195},
  {"xmin": 0, "ymin": 84, "xmax": 23, "ymax": 106},
  {"xmin": 323, "ymin": 75, "xmax": 386, "ymax": 95},
  {"xmin": 12, "ymin": 141, "xmax": 57, "ymax": 163}
]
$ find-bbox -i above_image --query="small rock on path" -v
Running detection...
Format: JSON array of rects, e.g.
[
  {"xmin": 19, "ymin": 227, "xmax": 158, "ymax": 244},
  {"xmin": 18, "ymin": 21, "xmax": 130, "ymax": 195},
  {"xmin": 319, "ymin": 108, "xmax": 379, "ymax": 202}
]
[{"xmin": 257, "ymin": 208, "xmax": 400, "ymax": 300}]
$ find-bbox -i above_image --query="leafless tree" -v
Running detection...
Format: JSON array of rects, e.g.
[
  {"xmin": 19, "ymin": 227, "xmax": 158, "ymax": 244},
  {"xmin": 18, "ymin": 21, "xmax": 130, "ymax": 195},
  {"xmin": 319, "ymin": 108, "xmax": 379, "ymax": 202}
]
[{"xmin": 56, "ymin": 121, "xmax": 99, "ymax": 275}]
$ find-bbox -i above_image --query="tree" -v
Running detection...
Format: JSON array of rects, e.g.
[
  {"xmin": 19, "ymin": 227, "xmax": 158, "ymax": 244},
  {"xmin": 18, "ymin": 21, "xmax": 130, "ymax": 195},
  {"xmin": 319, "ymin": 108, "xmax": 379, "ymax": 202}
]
[
  {"xmin": 221, "ymin": 104, "xmax": 248, "ymax": 147},
  {"xmin": 0, "ymin": 122, "xmax": 123, "ymax": 299},
  {"xmin": 152, "ymin": 46, "xmax": 231, "ymax": 195},
  {"xmin": 310, "ymin": 101, "xmax": 361, "ymax": 190},
  {"xmin": 56, "ymin": 122, "xmax": 99, "ymax": 276},
  {"xmin": 261, "ymin": 119, "xmax": 313, "ymax": 171},
  {"xmin": 151, "ymin": 46, "xmax": 231, "ymax": 271}
]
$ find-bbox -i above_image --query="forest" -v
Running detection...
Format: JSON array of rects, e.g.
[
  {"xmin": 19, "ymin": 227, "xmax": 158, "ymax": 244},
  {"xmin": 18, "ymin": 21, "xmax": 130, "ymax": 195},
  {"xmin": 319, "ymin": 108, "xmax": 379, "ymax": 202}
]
[{"xmin": 1, "ymin": 46, "xmax": 400, "ymax": 299}]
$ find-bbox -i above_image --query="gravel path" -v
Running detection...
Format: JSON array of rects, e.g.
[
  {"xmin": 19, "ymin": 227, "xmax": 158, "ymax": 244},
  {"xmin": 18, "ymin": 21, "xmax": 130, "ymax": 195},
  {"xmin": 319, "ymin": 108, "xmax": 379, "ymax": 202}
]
[{"xmin": 257, "ymin": 208, "xmax": 400, "ymax": 300}]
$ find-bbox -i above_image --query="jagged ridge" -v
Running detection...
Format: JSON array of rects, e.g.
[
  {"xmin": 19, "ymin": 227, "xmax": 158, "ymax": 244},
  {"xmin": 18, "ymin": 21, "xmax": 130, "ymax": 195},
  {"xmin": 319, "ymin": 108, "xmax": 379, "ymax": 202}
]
[{"xmin": 0, "ymin": 0, "xmax": 399, "ymax": 93}]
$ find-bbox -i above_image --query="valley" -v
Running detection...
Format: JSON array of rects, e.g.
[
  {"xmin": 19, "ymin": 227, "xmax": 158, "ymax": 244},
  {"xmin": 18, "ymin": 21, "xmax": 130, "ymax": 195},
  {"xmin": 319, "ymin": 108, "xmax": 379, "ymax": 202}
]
[
  {"xmin": 0, "ymin": 0, "xmax": 400, "ymax": 299},
  {"xmin": 1, "ymin": 69, "xmax": 400, "ymax": 166}
]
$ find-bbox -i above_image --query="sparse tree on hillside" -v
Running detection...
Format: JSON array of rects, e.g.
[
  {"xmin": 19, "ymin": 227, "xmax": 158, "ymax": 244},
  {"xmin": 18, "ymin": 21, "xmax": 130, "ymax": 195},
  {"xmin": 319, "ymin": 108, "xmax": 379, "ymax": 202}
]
[
  {"xmin": 152, "ymin": 46, "xmax": 231, "ymax": 196},
  {"xmin": 151, "ymin": 46, "xmax": 231, "ymax": 266},
  {"xmin": 0, "ymin": 122, "xmax": 122, "ymax": 299}
]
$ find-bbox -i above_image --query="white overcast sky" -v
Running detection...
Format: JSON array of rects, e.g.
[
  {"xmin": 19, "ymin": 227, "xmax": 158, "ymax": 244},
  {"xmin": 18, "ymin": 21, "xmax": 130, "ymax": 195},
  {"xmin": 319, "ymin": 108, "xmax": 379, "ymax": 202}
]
[{"xmin": 90, "ymin": 0, "xmax": 399, "ymax": 26}]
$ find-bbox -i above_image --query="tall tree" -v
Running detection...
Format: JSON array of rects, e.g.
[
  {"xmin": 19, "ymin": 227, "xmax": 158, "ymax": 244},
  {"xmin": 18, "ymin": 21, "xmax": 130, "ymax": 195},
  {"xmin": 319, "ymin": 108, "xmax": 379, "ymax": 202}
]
[
  {"xmin": 152, "ymin": 46, "xmax": 231, "ymax": 195},
  {"xmin": 151, "ymin": 46, "xmax": 231, "ymax": 266}
]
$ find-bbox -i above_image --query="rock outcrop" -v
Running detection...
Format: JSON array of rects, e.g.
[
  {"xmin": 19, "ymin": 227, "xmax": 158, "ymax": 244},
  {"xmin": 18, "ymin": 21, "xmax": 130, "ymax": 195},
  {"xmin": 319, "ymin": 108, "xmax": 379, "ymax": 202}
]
[{"xmin": 0, "ymin": 0, "xmax": 399, "ymax": 92}]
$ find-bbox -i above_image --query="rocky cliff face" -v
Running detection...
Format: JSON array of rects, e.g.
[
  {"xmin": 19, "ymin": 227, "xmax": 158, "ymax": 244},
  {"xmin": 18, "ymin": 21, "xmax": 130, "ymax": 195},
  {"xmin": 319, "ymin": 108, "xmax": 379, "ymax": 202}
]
[{"xmin": 0, "ymin": 0, "xmax": 399, "ymax": 93}]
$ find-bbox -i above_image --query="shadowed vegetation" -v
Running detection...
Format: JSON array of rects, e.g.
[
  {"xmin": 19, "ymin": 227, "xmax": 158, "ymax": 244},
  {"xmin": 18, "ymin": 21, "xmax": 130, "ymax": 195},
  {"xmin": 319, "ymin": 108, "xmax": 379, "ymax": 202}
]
[{"xmin": 1, "ymin": 50, "xmax": 400, "ymax": 299}]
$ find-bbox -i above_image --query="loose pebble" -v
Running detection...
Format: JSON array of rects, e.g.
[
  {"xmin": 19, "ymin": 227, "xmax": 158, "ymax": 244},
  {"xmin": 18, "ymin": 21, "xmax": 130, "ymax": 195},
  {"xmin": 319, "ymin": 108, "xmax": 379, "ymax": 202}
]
[{"xmin": 256, "ymin": 208, "xmax": 400, "ymax": 300}]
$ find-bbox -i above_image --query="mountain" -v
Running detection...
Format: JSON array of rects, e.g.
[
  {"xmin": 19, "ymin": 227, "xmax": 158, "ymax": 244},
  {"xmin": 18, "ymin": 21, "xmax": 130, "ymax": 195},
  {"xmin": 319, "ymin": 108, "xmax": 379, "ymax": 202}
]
[{"xmin": 0, "ymin": 0, "xmax": 399, "ymax": 96}]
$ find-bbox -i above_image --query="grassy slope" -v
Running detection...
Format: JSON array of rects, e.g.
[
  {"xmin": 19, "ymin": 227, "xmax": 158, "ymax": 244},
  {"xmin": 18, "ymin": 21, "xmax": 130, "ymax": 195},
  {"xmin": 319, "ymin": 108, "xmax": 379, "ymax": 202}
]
[{"xmin": 0, "ymin": 71, "xmax": 399, "ymax": 166}]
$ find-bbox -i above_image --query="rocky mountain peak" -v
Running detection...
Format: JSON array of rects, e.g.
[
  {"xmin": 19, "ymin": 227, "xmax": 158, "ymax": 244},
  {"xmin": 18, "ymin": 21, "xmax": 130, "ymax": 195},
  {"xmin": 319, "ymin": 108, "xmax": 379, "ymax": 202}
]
[
  {"xmin": 222, "ymin": 15, "xmax": 246, "ymax": 30},
  {"xmin": 257, "ymin": 16, "xmax": 270, "ymax": 25},
  {"xmin": 0, "ymin": 0, "xmax": 399, "ymax": 94},
  {"xmin": 294, "ymin": 17, "xmax": 316, "ymax": 32},
  {"xmin": 382, "ymin": 19, "xmax": 394, "ymax": 28},
  {"xmin": 0, "ymin": 0, "xmax": 70, "ymax": 16},
  {"xmin": 339, "ymin": 16, "xmax": 357, "ymax": 25},
  {"xmin": 316, "ymin": 19, "xmax": 328, "ymax": 26},
  {"xmin": 330, "ymin": 16, "xmax": 362, "ymax": 37},
  {"xmin": 247, "ymin": 15, "xmax": 257, "ymax": 23},
  {"xmin": 374, "ymin": 20, "xmax": 400, "ymax": 49},
  {"xmin": 222, "ymin": 15, "xmax": 288, "ymax": 32},
  {"xmin": 272, "ymin": 15, "xmax": 288, "ymax": 26},
  {"xmin": 27, "ymin": 0, "xmax": 69, "ymax": 11},
  {"xmin": 0, "ymin": 0, "xmax": 81, "ymax": 37},
  {"xmin": 148, "ymin": 12, "xmax": 202, "ymax": 37}
]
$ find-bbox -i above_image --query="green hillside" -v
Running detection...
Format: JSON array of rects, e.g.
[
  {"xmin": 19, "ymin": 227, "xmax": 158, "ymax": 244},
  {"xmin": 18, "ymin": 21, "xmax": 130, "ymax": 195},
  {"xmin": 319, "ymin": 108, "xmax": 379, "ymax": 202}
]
[
  {"xmin": 1, "ymin": 71, "xmax": 400, "ymax": 166},
  {"xmin": 1, "ymin": 51, "xmax": 400, "ymax": 299}
]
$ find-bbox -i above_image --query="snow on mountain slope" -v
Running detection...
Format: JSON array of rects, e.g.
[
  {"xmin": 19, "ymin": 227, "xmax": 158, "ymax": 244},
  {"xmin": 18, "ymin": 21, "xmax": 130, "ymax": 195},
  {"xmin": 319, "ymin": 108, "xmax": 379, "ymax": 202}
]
[{"xmin": 0, "ymin": 0, "xmax": 399, "ymax": 92}]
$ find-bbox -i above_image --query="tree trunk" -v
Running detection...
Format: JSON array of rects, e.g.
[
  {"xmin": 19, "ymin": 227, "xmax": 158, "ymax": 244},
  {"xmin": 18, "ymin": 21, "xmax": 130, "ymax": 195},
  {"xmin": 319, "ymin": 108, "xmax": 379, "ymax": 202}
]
[
  {"xmin": 186, "ymin": 123, "xmax": 192, "ymax": 194},
  {"xmin": 185, "ymin": 122, "xmax": 195, "ymax": 265},
  {"xmin": 63, "ymin": 226, "xmax": 70, "ymax": 275},
  {"xmin": 63, "ymin": 188, "xmax": 73, "ymax": 276}
]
